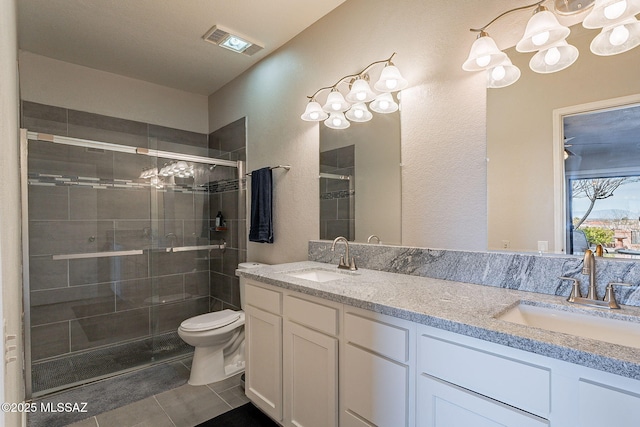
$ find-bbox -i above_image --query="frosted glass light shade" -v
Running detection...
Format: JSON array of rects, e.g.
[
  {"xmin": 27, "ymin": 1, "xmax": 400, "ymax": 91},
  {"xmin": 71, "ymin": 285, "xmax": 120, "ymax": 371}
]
[
  {"xmin": 370, "ymin": 93, "xmax": 399, "ymax": 114},
  {"xmin": 322, "ymin": 91, "xmax": 350, "ymax": 113},
  {"xmin": 345, "ymin": 102, "xmax": 373, "ymax": 122},
  {"xmin": 346, "ymin": 78, "xmax": 377, "ymax": 102},
  {"xmin": 529, "ymin": 40, "xmax": 579, "ymax": 73},
  {"xmin": 373, "ymin": 65, "xmax": 408, "ymax": 92},
  {"xmin": 301, "ymin": 101, "xmax": 329, "ymax": 121},
  {"xmin": 486, "ymin": 58, "xmax": 521, "ymax": 88},
  {"xmin": 583, "ymin": 0, "xmax": 640, "ymax": 28},
  {"xmin": 590, "ymin": 17, "xmax": 640, "ymax": 54},
  {"xmin": 324, "ymin": 112, "xmax": 350, "ymax": 129},
  {"xmin": 516, "ymin": 9, "xmax": 571, "ymax": 52},
  {"xmin": 462, "ymin": 33, "xmax": 508, "ymax": 71}
]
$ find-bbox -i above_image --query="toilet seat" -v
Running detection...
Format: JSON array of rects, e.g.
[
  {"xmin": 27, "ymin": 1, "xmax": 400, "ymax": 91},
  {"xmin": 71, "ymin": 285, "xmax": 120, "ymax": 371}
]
[{"xmin": 180, "ymin": 309, "xmax": 241, "ymax": 332}]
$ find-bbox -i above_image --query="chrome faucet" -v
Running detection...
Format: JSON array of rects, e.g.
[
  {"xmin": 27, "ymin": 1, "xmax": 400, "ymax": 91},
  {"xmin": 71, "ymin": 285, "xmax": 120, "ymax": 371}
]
[
  {"xmin": 367, "ymin": 235, "xmax": 381, "ymax": 244},
  {"xmin": 331, "ymin": 236, "xmax": 357, "ymax": 271},
  {"xmin": 582, "ymin": 249, "xmax": 598, "ymax": 300},
  {"xmin": 561, "ymin": 245, "xmax": 632, "ymax": 309}
]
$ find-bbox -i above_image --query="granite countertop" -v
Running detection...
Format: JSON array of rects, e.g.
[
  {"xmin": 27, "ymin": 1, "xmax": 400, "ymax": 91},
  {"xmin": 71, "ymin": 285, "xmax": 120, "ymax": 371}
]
[{"xmin": 237, "ymin": 261, "xmax": 640, "ymax": 381}]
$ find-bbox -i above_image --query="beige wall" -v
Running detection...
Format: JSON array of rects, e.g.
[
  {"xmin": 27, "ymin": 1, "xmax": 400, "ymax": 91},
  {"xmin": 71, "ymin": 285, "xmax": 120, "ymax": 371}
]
[
  {"xmin": 1, "ymin": 0, "xmax": 23, "ymax": 425},
  {"xmin": 208, "ymin": 0, "xmax": 496, "ymax": 264},
  {"xmin": 487, "ymin": 26, "xmax": 640, "ymax": 253},
  {"xmin": 19, "ymin": 51, "xmax": 209, "ymax": 133}
]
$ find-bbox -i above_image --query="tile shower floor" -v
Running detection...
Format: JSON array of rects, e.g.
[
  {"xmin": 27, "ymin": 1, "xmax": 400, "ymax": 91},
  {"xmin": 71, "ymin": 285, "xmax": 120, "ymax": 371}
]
[
  {"xmin": 28, "ymin": 357, "xmax": 249, "ymax": 427},
  {"xmin": 32, "ymin": 333, "xmax": 193, "ymax": 395}
]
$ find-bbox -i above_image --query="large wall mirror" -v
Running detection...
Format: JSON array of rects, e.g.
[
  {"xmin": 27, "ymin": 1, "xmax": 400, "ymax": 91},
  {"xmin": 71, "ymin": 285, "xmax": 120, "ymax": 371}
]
[
  {"xmin": 488, "ymin": 24, "xmax": 640, "ymax": 258},
  {"xmin": 319, "ymin": 109, "xmax": 401, "ymax": 244}
]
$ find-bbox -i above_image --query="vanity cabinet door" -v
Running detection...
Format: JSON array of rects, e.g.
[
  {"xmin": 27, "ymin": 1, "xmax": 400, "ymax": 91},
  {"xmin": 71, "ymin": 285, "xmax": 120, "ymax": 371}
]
[
  {"xmin": 417, "ymin": 375, "xmax": 549, "ymax": 427},
  {"xmin": 578, "ymin": 378, "xmax": 640, "ymax": 427},
  {"xmin": 244, "ymin": 304, "xmax": 283, "ymax": 422},
  {"xmin": 283, "ymin": 320, "xmax": 338, "ymax": 427}
]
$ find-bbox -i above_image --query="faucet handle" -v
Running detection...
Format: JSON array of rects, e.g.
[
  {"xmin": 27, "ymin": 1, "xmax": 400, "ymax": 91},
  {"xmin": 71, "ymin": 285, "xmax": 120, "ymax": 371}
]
[
  {"xmin": 349, "ymin": 256, "xmax": 357, "ymax": 271},
  {"xmin": 560, "ymin": 276, "xmax": 581, "ymax": 302},
  {"xmin": 338, "ymin": 255, "xmax": 347, "ymax": 268},
  {"xmin": 604, "ymin": 282, "xmax": 633, "ymax": 309}
]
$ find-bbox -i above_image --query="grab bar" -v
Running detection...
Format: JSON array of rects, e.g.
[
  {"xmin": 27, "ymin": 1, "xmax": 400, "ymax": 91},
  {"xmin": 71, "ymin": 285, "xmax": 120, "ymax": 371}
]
[{"xmin": 52, "ymin": 249, "xmax": 143, "ymax": 260}]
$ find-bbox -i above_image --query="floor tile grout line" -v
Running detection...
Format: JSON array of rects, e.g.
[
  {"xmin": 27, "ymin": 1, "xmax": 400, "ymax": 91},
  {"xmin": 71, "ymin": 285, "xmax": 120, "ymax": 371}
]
[{"xmin": 152, "ymin": 395, "xmax": 178, "ymax": 427}]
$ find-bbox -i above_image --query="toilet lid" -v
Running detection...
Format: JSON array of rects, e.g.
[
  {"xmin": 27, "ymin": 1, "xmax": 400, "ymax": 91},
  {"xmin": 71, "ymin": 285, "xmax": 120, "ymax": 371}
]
[{"xmin": 180, "ymin": 309, "xmax": 241, "ymax": 332}]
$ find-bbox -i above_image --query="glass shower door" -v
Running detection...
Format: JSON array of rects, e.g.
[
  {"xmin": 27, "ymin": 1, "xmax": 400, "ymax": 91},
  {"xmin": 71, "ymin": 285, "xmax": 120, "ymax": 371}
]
[{"xmin": 23, "ymin": 134, "xmax": 232, "ymax": 396}]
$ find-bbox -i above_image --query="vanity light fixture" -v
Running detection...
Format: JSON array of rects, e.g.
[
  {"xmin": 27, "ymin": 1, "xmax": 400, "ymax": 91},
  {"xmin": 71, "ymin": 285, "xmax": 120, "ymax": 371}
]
[
  {"xmin": 464, "ymin": 0, "xmax": 640, "ymax": 87},
  {"xmin": 583, "ymin": 0, "xmax": 640, "ymax": 55},
  {"xmin": 301, "ymin": 53, "xmax": 406, "ymax": 129}
]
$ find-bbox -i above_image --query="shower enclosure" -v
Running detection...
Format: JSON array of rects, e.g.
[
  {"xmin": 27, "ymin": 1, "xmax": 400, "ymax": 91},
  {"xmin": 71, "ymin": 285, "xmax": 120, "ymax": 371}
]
[{"xmin": 21, "ymin": 118, "xmax": 245, "ymax": 397}]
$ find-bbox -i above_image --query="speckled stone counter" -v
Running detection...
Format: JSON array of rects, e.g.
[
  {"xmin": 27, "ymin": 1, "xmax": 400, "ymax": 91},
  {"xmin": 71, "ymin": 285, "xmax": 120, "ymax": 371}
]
[
  {"xmin": 308, "ymin": 240, "xmax": 640, "ymax": 307},
  {"xmin": 237, "ymin": 261, "xmax": 640, "ymax": 381}
]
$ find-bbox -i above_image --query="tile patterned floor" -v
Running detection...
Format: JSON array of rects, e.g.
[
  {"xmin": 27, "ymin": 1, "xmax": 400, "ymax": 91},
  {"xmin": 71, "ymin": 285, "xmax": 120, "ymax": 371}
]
[{"xmin": 28, "ymin": 357, "xmax": 249, "ymax": 427}]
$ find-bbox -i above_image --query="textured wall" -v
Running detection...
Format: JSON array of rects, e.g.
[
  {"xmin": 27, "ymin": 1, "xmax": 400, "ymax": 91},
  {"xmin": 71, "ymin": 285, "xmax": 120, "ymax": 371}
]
[
  {"xmin": 207, "ymin": 0, "xmax": 513, "ymax": 264},
  {"xmin": 0, "ymin": 0, "xmax": 22, "ymax": 422}
]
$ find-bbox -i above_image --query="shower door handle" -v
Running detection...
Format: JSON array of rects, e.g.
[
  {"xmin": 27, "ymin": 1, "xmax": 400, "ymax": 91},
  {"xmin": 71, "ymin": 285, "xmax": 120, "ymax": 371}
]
[
  {"xmin": 166, "ymin": 243, "xmax": 226, "ymax": 253},
  {"xmin": 52, "ymin": 249, "xmax": 144, "ymax": 260}
]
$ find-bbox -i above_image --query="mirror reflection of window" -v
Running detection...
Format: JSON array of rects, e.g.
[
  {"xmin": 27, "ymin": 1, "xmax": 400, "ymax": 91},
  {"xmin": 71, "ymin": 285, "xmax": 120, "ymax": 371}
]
[{"xmin": 564, "ymin": 103, "xmax": 640, "ymax": 258}]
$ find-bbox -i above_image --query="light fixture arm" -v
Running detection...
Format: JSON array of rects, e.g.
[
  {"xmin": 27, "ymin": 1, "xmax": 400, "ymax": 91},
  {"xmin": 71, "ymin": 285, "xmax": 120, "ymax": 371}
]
[
  {"xmin": 306, "ymin": 52, "xmax": 397, "ymax": 100},
  {"xmin": 470, "ymin": 0, "xmax": 545, "ymax": 32}
]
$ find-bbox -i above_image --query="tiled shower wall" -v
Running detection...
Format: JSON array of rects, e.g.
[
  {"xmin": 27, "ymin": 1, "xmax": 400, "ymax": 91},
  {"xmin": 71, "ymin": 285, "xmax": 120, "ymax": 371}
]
[
  {"xmin": 22, "ymin": 101, "xmax": 245, "ymax": 362},
  {"xmin": 208, "ymin": 117, "xmax": 247, "ymax": 310},
  {"xmin": 320, "ymin": 145, "xmax": 355, "ymax": 241}
]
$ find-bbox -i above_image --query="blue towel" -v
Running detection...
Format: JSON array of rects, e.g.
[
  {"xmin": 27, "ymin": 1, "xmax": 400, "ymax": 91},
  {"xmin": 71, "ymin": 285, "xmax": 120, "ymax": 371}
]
[{"xmin": 249, "ymin": 167, "xmax": 273, "ymax": 243}]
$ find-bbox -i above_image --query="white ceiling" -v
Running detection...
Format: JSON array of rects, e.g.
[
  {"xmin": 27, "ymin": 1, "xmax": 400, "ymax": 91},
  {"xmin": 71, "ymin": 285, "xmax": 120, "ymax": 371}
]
[{"xmin": 17, "ymin": 0, "xmax": 346, "ymax": 95}]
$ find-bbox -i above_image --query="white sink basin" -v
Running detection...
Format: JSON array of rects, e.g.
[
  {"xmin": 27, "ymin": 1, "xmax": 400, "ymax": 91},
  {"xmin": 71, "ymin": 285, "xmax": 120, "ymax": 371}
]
[
  {"xmin": 497, "ymin": 302, "xmax": 640, "ymax": 349},
  {"xmin": 286, "ymin": 269, "xmax": 349, "ymax": 283}
]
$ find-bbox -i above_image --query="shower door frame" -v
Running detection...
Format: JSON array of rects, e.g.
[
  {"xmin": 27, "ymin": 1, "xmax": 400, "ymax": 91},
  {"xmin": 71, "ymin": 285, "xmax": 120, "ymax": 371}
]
[{"xmin": 20, "ymin": 129, "xmax": 243, "ymax": 398}]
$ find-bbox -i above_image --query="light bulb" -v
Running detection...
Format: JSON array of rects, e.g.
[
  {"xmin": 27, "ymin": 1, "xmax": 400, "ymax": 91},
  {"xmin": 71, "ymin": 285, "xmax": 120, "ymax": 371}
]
[
  {"xmin": 491, "ymin": 65, "xmax": 506, "ymax": 80},
  {"xmin": 609, "ymin": 24, "xmax": 630, "ymax": 45},
  {"xmin": 379, "ymin": 100, "xmax": 390, "ymax": 110},
  {"xmin": 331, "ymin": 103, "xmax": 341, "ymax": 111},
  {"xmin": 544, "ymin": 47, "xmax": 561, "ymax": 65},
  {"xmin": 332, "ymin": 117, "xmax": 342, "ymax": 127},
  {"xmin": 476, "ymin": 55, "xmax": 491, "ymax": 68},
  {"xmin": 356, "ymin": 92, "xmax": 366, "ymax": 101},
  {"xmin": 354, "ymin": 109, "xmax": 364, "ymax": 119},
  {"xmin": 532, "ymin": 31, "xmax": 550, "ymax": 46},
  {"xmin": 604, "ymin": 0, "xmax": 627, "ymax": 20},
  {"xmin": 309, "ymin": 111, "xmax": 319, "ymax": 120},
  {"xmin": 385, "ymin": 79, "xmax": 398, "ymax": 90}
]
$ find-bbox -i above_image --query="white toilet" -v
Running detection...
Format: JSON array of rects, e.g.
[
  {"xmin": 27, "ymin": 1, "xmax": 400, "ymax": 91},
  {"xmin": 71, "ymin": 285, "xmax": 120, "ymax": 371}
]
[{"xmin": 177, "ymin": 262, "xmax": 267, "ymax": 386}]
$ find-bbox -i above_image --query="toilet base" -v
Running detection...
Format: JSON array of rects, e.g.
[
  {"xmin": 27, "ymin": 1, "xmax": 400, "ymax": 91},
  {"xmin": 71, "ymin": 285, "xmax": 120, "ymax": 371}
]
[{"xmin": 188, "ymin": 346, "xmax": 245, "ymax": 386}]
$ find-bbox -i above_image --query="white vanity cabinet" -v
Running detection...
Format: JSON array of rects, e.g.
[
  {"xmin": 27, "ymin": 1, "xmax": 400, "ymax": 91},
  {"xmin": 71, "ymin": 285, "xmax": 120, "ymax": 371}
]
[
  {"xmin": 243, "ymin": 279, "xmax": 341, "ymax": 427},
  {"xmin": 341, "ymin": 307, "xmax": 415, "ymax": 427},
  {"xmin": 243, "ymin": 276, "xmax": 640, "ymax": 427},
  {"xmin": 283, "ymin": 294, "xmax": 341, "ymax": 427},
  {"xmin": 244, "ymin": 281, "xmax": 283, "ymax": 422},
  {"xmin": 416, "ymin": 324, "xmax": 640, "ymax": 427}
]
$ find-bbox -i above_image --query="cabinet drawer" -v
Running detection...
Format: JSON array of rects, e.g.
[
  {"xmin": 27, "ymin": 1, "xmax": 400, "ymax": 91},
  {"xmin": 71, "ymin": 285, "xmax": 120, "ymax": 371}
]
[
  {"xmin": 345, "ymin": 312, "xmax": 410, "ymax": 363},
  {"xmin": 419, "ymin": 333, "xmax": 550, "ymax": 418},
  {"xmin": 285, "ymin": 295, "xmax": 339, "ymax": 336},
  {"xmin": 245, "ymin": 282, "xmax": 282, "ymax": 314},
  {"xmin": 418, "ymin": 375, "xmax": 549, "ymax": 427}
]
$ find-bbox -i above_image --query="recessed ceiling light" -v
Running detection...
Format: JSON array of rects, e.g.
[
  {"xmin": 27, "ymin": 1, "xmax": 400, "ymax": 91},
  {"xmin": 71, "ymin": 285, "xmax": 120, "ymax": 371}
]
[{"xmin": 202, "ymin": 25, "xmax": 264, "ymax": 56}]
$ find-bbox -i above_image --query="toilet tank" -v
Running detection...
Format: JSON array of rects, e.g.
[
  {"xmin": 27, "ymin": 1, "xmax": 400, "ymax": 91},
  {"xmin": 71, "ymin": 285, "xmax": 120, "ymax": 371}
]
[{"xmin": 237, "ymin": 262, "xmax": 269, "ymax": 309}]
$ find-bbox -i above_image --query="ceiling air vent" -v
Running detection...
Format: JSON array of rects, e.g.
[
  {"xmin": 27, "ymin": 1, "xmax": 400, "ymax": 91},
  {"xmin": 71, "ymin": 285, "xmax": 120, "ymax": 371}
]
[{"xmin": 202, "ymin": 25, "xmax": 263, "ymax": 56}]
